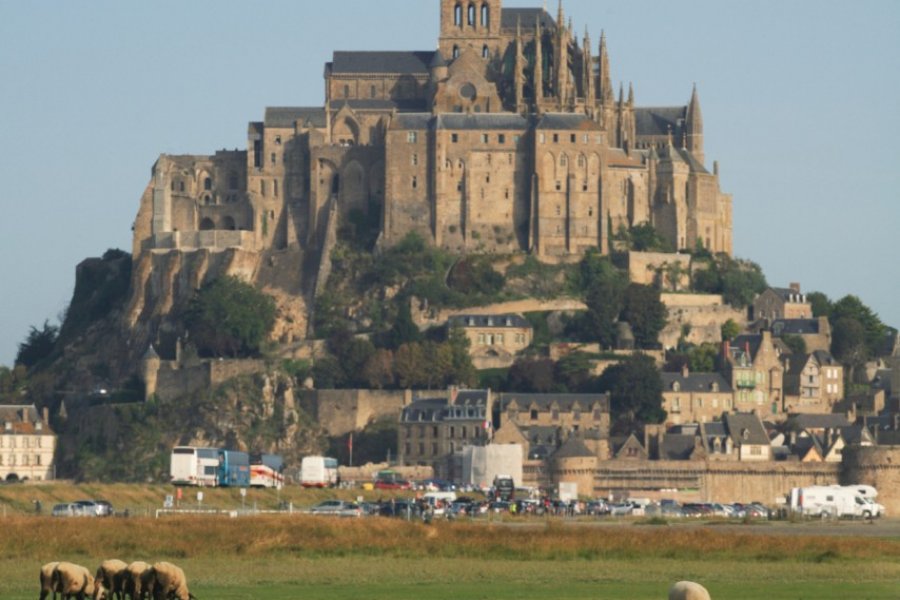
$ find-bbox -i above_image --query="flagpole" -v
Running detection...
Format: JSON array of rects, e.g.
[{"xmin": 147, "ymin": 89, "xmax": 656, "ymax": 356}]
[{"xmin": 349, "ymin": 432, "xmax": 354, "ymax": 468}]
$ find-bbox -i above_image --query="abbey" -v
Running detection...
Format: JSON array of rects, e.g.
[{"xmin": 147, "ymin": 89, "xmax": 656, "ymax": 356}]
[{"xmin": 132, "ymin": 0, "xmax": 732, "ymax": 262}]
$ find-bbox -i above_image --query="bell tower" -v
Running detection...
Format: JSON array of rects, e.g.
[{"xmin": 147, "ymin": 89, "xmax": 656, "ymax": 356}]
[{"xmin": 439, "ymin": 0, "xmax": 503, "ymax": 61}]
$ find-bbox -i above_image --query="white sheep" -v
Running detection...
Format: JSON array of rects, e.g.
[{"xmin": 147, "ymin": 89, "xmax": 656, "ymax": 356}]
[
  {"xmin": 669, "ymin": 581, "xmax": 712, "ymax": 600},
  {"xmin": 149, "ymin": 562, "xmax": 196, "ymax": 600},
  {"xmin": 94, "ymin": 560, "xmax": 128, "ymax": 600},
  {"xmin": 40, "ymin": 561, "xmax": 61, "ymax": 600},
  {"xmin": 122, "ymin": 562, "xmax": 153, "ymax": 600},
  {"xmin": 52, "ymin": 562, "xmax": 96, "ymax": 600}
]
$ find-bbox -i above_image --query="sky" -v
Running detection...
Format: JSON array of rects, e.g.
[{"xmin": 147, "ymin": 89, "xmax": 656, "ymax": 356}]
[{"xmin": 0, "ymin": 0, "xmax": 898, "ymax": 367}]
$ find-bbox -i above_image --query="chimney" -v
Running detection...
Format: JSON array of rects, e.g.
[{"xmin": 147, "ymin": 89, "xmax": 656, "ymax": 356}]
[
  {"xmin": 789, "ymin": 282, "xmax": 801, "ymax": 294},
  {"xmin": 682, "ymin": 363, "xmax": 690, "ymax": 378},
  {"xmin": 43, "ymin": 406, "xmax": 49, "ymax": 423}
]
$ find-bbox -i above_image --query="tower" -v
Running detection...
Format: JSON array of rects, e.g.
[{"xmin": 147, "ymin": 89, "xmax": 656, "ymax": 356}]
[
  {"xmin": 439, "ymin": 0, "xmax": 503, "ymax": 60},
  {"xmin": 685, "ymin": 84, "xmax": 705, "ymax": 165}
]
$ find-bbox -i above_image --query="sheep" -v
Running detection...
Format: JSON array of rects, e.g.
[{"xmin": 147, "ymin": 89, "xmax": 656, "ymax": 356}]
[
  {"xmin": 94, "ymin": 560, "xmax": 128, "ymax": 600},
  {"xmin": 669, "ymin": 581, "xmax": 712, "ymax": 600},
  {"xmin": 40, "ymin": 561, "xmax": 61, "ymax": 600},
  {"xmin": 121, "ymin": 562, "xmax": 153, "ymax": 600},
  {"xmin": 51, "ymin": 562, "xmax": 96, "ymax": 600},
  {"xmin": 148, "ymin": 562, "xmax": 196, "ymax": 600}
]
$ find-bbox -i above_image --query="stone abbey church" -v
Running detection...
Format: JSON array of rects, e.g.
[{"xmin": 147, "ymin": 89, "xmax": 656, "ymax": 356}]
[{"xmin": 133, "ymin": 0, "xmax": 732, "ymax": 263}]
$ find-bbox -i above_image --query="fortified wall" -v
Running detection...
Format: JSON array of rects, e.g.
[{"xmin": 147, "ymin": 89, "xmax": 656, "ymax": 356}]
[
  {"xmin": 842, "ymin": 445, "xmax": 900, "ymax": 515},
  {"xmin": 147, "ymin": 359, "xmax": 266, "ymax": 403},
  {"xmin": 659, "ymin": 293, "xmax": 747, "ymax": 349},
  {"xmin": 299, "ymin": 389, "xmax": 413, "ymax": 436}
]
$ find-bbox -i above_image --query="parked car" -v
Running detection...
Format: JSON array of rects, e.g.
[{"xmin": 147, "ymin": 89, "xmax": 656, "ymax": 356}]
[
  {"xmin": 609, "ymin": 502, "xmax": 635, "ymax": 517},
  {"xmin": 378, "ymin": 500, "xmax": 422, "ymax": 519},
  {"xmin": 309, "ymin": 500, "xmax": 362, "ymax": 517},
  {"xmin": 586, "ymin": 499, "xmax": 611, "ymax": 516},
  {"xmin": 94, "ymin": 500, "xmax": 114, "ymax": 517}
]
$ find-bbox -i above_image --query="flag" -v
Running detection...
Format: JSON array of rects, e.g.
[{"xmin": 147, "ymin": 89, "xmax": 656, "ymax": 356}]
[{"xmin": 347, "ymin": 433, "xmax": 353, "ymax": 452}]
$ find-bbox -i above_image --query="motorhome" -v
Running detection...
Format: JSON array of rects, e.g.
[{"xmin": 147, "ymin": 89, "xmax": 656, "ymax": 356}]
[
  {"xmin": 788, "ymin": 485, "xmax": 884, "ymax": 519},
  {"xmin": 300, "ymin": 456, "xmax": 339, "ymax": 488}
]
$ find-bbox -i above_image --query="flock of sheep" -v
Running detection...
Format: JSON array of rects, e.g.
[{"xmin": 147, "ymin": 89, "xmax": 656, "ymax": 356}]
[{"xmin": 39, "ymin": 560, "xmax": 195, "ymax": 600}]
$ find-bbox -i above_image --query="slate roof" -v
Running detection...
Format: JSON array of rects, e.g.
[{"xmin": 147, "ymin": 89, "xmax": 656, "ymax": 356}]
[
  {"xmin": 788, "ymin": 413, "xmax": 853, "ymax": 430},
  {"xmin": 772, "ymin": 319, "xmax": 821, "ymax": 336},
  {"xmin": 331, "ymin": 51, "xmax": 435, "ymax": 75},
  {"xmin": 723, "ymin": 412, "xmax": 770, "ymax": 445},
  {"xmin": 552, "ymin": 436, "xmax": 594, "ymax": 459},
  {"xmin": 392, "ymin": 113, "xmax": 433, "ymax": 130},
  {"xmin": 673, "ymin": 147, "xmax": 709, "ymax": 174},
  {"xmin": 401, "ymin": 398, "xmax": 448, "ymax": 422},
  {"xmin": 401, "ymin": 390, "xmax": 488, "ymax": 423},
  {"xmin": 634, "ymin": 106, "xmax": 685, "ymax": 137},
  {"xmin": 264, "ymin": 107, "xmax": 326, "ymax": 128},
  {"xmin": 0, "ymin": 405, "xmax": 50, "ymax": 435},
  {"xmin": 661, "ymin": 371, "xmax": 732, "ymax": 393},
  {"xmin": 448, "ymin": 314, "xmax": 531, "ymax": 329},
  {"xmin": 524, "ymin": 425, "xmax": 560, "ymax": 446},
  {"xmin": 340, "ymin": 99, "xmax": 428, "ymax": 112},
  {"xmin": 500, "ymin": 393, "xmax": 610, "ymax": 412},
  {"xmin": 536, "ymin": 113, "xmax": 599, "ymax": 130},
  {"xmin": 659, "ymin": 434, "xmax": 698, "ymax": 460},
  {"xmin": 435, "ymin": 113, "xmax": 529, "ymax": 131},
  {"xmin": 501, "ymin": 8, "xmax": 556, "ymax": 30}
]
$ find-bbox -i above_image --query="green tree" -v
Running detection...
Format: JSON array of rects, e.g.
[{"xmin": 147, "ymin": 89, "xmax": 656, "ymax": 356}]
[
  {"xmin": 629, "ymin": 223, "xmax": 673, "ymax": 253},
  {"xmin": 507, "ymin": 358, "xmax": 556, "ymax": 393},
  {"xmin": 363, "ymin": 349, "xmax": 395, "ymax": 390},
  {"xmin": 621, "ymin": 284, "xmax": 667, "ymax": 348},
  {"xmin": 720, "ymin": 319, "xmax": 741, "ymax": 342},
  {"xmin": 446, "ymin": 327, "xmax": 477, "ymax": 387},
  {"xmin": 830, "ymin": 295, "xmax": 887, "ymax": 357},
  {"xmin": 719, "ymin": 258, "xmax": 767, "ymax": 308},
  {"xmin": 807, "ymin": 291, "xmax": 832, "ymax": 319},
  {"xmin": 185, "ymin": 276, "xmax": 276, "ymax": 358},
  {"xmin": 395, "ymin": 343, "xmax": 428, "ymax": 389},
  {"xmin": 388, "ymin": 299, "xmax": 422, "ymax": 349},
  {"xmin": 578, "ymin": 254, "xmax": 627, "ymax": 348},
  {"xmin": 687, "ymin": 343, "xmax": 719, "ymax": 372},
  {"xmin": 312, "ymin": 356, "xmax": 344, "ymax": 389},
  {"xmin": 782, "ymin": 334, "xmax": 807, "ymax": 356},
  {"xmin": 15, "ymin": 320, "xmax": 59, "ymax": 368},
  {"xmin": 832, "ymin": 317, "xmax": 868, "ymax": 380},
  {"xmin": 593, "ymin": 354, "xmax": 666, "ymax": 435},
  {"xmin": 555, "ymin": 352, "xmax": 593, "ymax": 392}
]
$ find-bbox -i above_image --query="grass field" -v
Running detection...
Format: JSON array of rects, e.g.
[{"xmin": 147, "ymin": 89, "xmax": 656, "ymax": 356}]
[{"xmin": 1, "ymin": 513, "xmax": 899, "ymax": 600}]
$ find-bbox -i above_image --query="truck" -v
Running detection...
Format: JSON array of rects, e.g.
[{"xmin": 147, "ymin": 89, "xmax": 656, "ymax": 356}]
[
  {"xmin": 788, "ymin": 485, "xmax": 885, "ymax": 519},
  {"xmin": 493, "ymin": 475, "xmax": 515, "ymax": 502},
  {"xmin": 300, "ymin": 456, "xmax": 339, "ymax": 488}
]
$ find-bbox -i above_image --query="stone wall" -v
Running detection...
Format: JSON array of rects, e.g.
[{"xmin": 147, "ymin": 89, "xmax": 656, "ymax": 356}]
[
  {"xmin": 626, "ymin": 252, "xmax": 691, "ymax": 290},
  {"xmin": 585, "ymin": 460, "xmax": 839, "ymax": 504},
  {"xmin": 414, "ymin": 297, "xmax": 587, "ymax": 329},
  {"xmin": 300, "ymin": 389, "xmax": 412, "ymax": 436},
  {"xmin": 659, "ymin": 293, "xmax": 747, "ymax": 350},
  {"xmin": 153, "ymin": 359, "xmax": 265, "ymax": 402},
  {"xmin": 841, "ymin": 445, "xmax": 900, "ymax": 515}
]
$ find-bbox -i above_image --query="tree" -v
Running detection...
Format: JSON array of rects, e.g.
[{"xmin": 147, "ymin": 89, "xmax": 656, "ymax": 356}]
[
  {"xmin": 312, "ymin": 356, "xmax": 344, "ymax": 390},
  {"xmin": 830, "ymin": 295, "xmax": 887, "ymax": 357},
  {"xmin": 629, "ymin": 223, "xmax": 672, "ymax": 253},
  {"xmin": 832, "ymin": 317, "xmax": 868, "ymax": 380},
  {"xmin": 807, "ymin": 291, "xmax": 832, "ymax": 319},
  {"xmin": 555, "ymin": 352, "xmax": 593, "ymax": 392},
  {"xmin": 593, "ymin": 354, "xmax": 666, "ymax": 435},
  {"xmin": 363, "ymin": 349, "xmax": 395, "ymax": 390},
  {"xmin": 720, "ymin": 319, "xmax": 741, "ymax": 342},
  {"xmin": 395, "ymin": 343, "xmax": 428, "ymax": 389},
  {"xmin": 387, "ymin": 299, "xmax": 422, "ymax": 349},
  {"xmin": 507, "ymin": 358, "xmax": 556, "ymax": 393},
  {"xmin": 621, "ymin": 284, "xmax": 667, "ymax": 348},
  {"xmin": 185, "ymin": 276, "xmax": 276, "ymax": 358},
  {"xmin": 15, "ymin": 320, "xmax": 59, "ymax": 368},
  {"xmin": 579, "ymin": 254, "xmax": 627, "ymax": 348},
  {"xmin": 782, "ymin": 334, "xmax": 807, "ymax": 356},
  {"xmin": 688, "ymin": 343, "xmax": 719, "ymax": 372},
  {"xmin": 719, "ymin": 258, "xmax": 767, "ymax": 308},
  {"xmin": 446, "ymin": 327, "xmax": 477, "ymax": 387}
]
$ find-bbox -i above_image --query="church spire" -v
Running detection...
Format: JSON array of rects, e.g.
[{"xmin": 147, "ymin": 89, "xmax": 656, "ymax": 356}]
[
  {"xmin": 583, "ymin": 26, "xmax": 594, "ymax": 113},
  {"xmin": 628, "ymin": 82, "xmax": 634, "ymax": 106},
  {"xmin": 534, "ymin": 16, "xmax": 544, "ymax": 110},
  {"xmin": 686, "ymin": 83, "xmax": 705, "ymax": 164},
  {"xmin": 598, "ymin": 30, "xmax": 614, "ymax": 105},
  {"xmin": 555, "ymin": 1, "xmax": 569, "ymax": 109}
]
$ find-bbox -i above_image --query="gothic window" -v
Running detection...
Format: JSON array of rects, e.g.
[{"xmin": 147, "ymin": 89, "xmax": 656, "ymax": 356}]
[
  {"xmin": 453, "ymin": 45, "xmax": 460, "ymax": 59},
  {"xmin": 260, "ymin": 180, "xmax": 267, "ymax": 196},
  {"xmin": 204, "ymin": 177, "xmax": 212, "ymax": 191},
  {"xmin": 273, "ymin": 180, "xmax": 279, "ymax": 197},
  {"xmin": 407, "ymin": 131, "xmax": 417, "ymax": 143},
  {"xmin": 498, "ymin": 134, "xmax": 505, "ymax": 144},
  {"xmin": 454, "ymin": 4, "xmax": 462, "ymax": 26},
  {"xmin": 468, "ymin": 4, "xmax": 475, "ymax": 26},
  {"xmin": 560, "ymin": 154, "xmax": 567, "ymax": 167},
  {"xmin": 481, "ymin": 3, "xmax": 489, "ymax": 28},
  {"xmin": 577, "ymin": 155, "xmax": 586, "ymax": 168},
  {"xmin": 553, "ymin": 133, "xmax": 559, "ymax": 143},
  {"xmin": 555, "ymin": 181, "xmax": 561, "ymax": 191},
  {"xmin": 270, "ymin": 153, "xmax": 276, "ymax": 165},
  {"xmin": 370, "ymin": 85, "xmax": 377, "ymax": 98},
  {"xmin": 343, "ymin": 85, "xmax": 350, "ymax": 98},
  {"xmin": 589, "ymin": 207, "xmax": 594, "ymax": 217},
  {"xmin": 331, "ymin": 175, "xmax": 340, "ymax": 195},
  {"xmin": 482, "ymin": 45, "xmax": 489, "ymax": 59},
  {"xmin": 412, "ymin": 176, "xmax": 418, "ymax": 190},
  {"xmin": 274, "ymin": 136, "xmax": 282, "ymax": 145},
  {"xmin": 228, "ymin": 171, "xmax": 239, "ymax": 190}
]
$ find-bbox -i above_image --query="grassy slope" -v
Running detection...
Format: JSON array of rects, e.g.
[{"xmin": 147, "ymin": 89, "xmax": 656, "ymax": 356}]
[{"xmin": 0, "ymin": 515, "xmax": 898, "ymax": 600}]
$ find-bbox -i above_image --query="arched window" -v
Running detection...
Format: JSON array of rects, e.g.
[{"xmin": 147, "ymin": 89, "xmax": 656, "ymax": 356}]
[
  {"xmin": 482, "ymin": 45, "xmax": 489, "ymax": 58},
  {"xmin": 343, "ymin": 85, "xmax": 350, "ymax": 98},
  {"xmin": 452, "ymin": 45, "xmax": 460, "ymax": 59},
  {"xmin": 228, "ymin": 171, "xmax": 239, "ymax": 190},
  {"xmin": 560, "ymin": 154, "xmax": 568, "ymax": 167},
  {"xmin": 468, "ymin": 3, "xmax": 475, "ymax": 26},
  {"xmin": 222, "ymin": 216, "xmax": 237, "ymax": 231},
  {"xmin": 204, "ymin": 177, "xmax": 212, "ymax": 191},
  {"xmin": 454, "ymin": 3, "xmax": 462, "ymax": 26},
  {"xmin": 199, "ymin": 218, "xmax": 215, "ymax": 231},
  {"xmin": 481, "ymin": 3, "xmax": 489, "ymax": 28},
  {"xmin": 331, "ymin": 174, "xmax": 340, "ymax": 195}
]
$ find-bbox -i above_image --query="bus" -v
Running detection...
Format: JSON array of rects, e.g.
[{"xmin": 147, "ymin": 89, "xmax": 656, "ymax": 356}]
[
  {"xmin": 300, "ymin": 456, "xmax": 339, "ymax": 488},
  {"xmin": 170, "ymin": 447, "xmax": 219, "ymax": 487},
  {"xmin": 217, "ymin": 450, "xmax": 251, "ymax": 487},
  {"xmin": 250, "ymin": 453, "xmax": 285, "ymax": 489},
  {"xmin": 493, "ymin": 475, "xmax": 515, "ymax": 501}
]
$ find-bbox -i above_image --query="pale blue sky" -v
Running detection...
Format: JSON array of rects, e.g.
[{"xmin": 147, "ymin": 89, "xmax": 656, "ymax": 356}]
[{"xmin": 1, "ymin": 0, "xmax": 898, "ymax": 366}]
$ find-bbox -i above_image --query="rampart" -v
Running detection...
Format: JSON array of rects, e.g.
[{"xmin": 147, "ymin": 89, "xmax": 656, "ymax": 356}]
[
  {"xmin": 299, "ymin": 389, "xmax": 412, "ymax": 436},
  {"xmin": 841, "ymin": 445, "xmax": 900, "ymax": 515},
  {"xmin": 414, "ymin": 298, "xmax": 587, "ymax": 329},
  {"xmin": 153, "ymin": 359, "xmax": 266, "ymax": 402},
  {"xmin": 659, "ymin": 293, "xmax": 747, "ymax": 349},
  {"xmin": 626, "ymin": 252, "xmax": 691, "ymax": 290}
]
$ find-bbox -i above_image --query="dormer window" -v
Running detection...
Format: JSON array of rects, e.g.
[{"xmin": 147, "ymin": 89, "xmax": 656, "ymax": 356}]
[
  {"xmin": 711, "ymin": 383, "xmax": 719, "ymax": 392},
  {"xmin": 672, "ymin": 382, "xmax": 681, "ymax": 392}
]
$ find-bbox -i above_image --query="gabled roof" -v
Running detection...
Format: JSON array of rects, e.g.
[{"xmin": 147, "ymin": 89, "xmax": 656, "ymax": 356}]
[
  {"xmin": 264, "ymin": 107, "xmax": 326, "ymax": 129},
  {"xmin": 552, "ymin": 436, "xmax": 594, "ymax": 459},
  {"xmin": 659, "ymin": 434, "xmax": 699, "ymax": 460},
  {"xmin": 392, "ymin": 113, "xmax": 433, "ymax": 130},
  {"xmin": 435, "ymin": 113, "xmax": 529, "ymax": 131},
  {"xmin": 661, "ymin": 371, "xmax": 732, "ymax": 393},
  {"xmin": 723, "ymin": 412, "xmax": 769, "ymax": 446},
  {"xmin": 331, "ymin": 51, "xmax": 435, "ymax": 75},
  {"xmin": 0, "ymin": 404, "xmax": 51, "ymax": 435},
  {"xmin": 772, "ymin": 319, "xmax": 821, "ymax": 336},
  {"xmin": 500, "ymin": 393, "xmax": 610, "ymax": 413},
  {"xmin": 788, "ymin": 413, "xmax": 852, "ymax": 430},
  {"xmin": 501, "ymin": 8, "xmax": 556, "ymax": 30},
  {"xmin": 634, "ymin": 106, "xmax": 685, "ymax": 137},
  {"xmin": 448, "ymin": 314, "xmax": 531, "ymax": 329},
  {"xmin": 524, "ymin": 425, "xmax": 560, "ymax": 446},
  {"xmin": 401, "ymin": 398, "xmax": 447, "ymax": 422}
]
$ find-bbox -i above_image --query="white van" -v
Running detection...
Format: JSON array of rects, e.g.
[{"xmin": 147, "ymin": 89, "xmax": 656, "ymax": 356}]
[
  {"xmin": 789, "ymin": 485, "xmax": 884, "ymax": 519},
  {"xmin": 423, "ymin": 491, "xmax": 457, "ymax": 515}
]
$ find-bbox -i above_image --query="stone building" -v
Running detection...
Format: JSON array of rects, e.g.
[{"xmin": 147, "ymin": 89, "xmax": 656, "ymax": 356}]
[
  {"xmin": 0, "ymin": 405, "xmax": 55, "ymax": 482},
  {"xmin": 699, "ymin": 412, "xmax": 772, "ymax": 462},
  {"xmin": 781, "ymin": 351, "xmax": 844, "ymax": 414},
  {"xmin": 752, "ymin": 284, "xmax": 813, "ymax": 323},
  {"xmin": 447, "ymin": 313, "xmax": 533, "ymax": 368},
  {"xmin": 660, "ymin": 367, "xmax": 733, "ymax": 425},
  {"xmin": 722, "ymin": 332, "xmax": 785, "ymax": 419},
  {"xmin": 132, "ymin": 0, "xmax": 733, "ymax": 281},
  {"xmin": 767, "ymin": 317, "xmax": 832, "ymax": 353}
]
